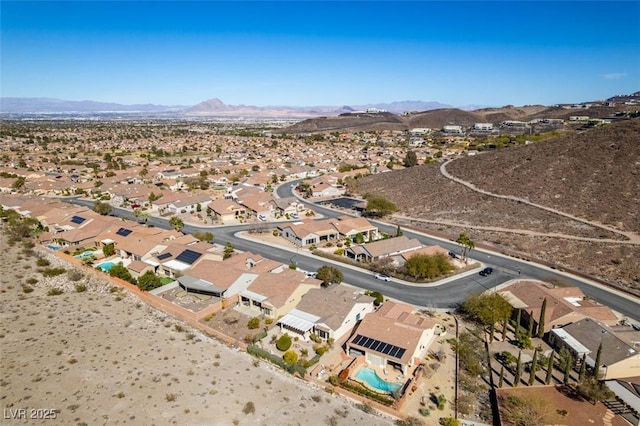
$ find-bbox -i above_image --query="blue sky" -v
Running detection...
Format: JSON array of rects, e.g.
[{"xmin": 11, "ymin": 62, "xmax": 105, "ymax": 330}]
[{"xmin": 1, "ymin": 1, "xmax": 639, "ymax": 107}]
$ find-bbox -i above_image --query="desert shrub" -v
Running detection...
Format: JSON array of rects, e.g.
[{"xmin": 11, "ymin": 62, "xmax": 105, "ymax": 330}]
[
  {"xmin": 333, "ymin": 248, "xmax": 344, "ymax": 256},
  {"xmin": 42, "ymin": 267, "xmax": 66, "ymax": 277},
  {"xmin": 74, "ymin": 283, "xmax": 87, "ymax": 293},
  {"xmin": 165, "ymin": 393, "xmax": 176, "ymax": 402},
  {"xmin": 283, "ymin": 350, "xmax": 298, "ymax": 365},
  {"xmin": 25, "ymin": 277, "xmax": 38, "ymax": 285},
  {"xmin": 276, "ymin": 334, "xmax": 292, "ymax": 352},
  {"xmin": 36, "ymin": 258, "xmax": 50, "ymax": 267},
  {"xmin": 22, "ymin": 285, "xmax": 34, "ymax": 294},
  {"xmin": 47, "ymin": 288, "xmax": 63, "ymax": 296},
  {"xmin": 68, "ymin": 269, "xmax": 84, "ymax": 282},
  {"xmin": 247, "ymin": 317, "xmax": 260, "ymax": 329},
  {"xmin": 242, "ymin": 401, "xmax": 255, "ymax": 415}
]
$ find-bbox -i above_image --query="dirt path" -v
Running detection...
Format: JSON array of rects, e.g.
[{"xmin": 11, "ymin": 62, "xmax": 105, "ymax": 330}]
[{"xmin": 440, "ymin": 159, "xmax": 640, "ymax": 244}]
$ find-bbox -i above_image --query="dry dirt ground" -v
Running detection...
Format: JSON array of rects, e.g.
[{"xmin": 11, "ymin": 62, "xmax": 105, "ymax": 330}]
[{"xmin": 0, "ymin": 229, "xmax": 396, "ymax": 426}]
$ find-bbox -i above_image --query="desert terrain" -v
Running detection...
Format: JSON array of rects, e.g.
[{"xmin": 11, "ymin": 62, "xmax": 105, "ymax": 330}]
[
  {"xmin": 348, "ymin": 118, "xmax": 640, "ymax": 296},
  {"xmin": 0, "ymin": 228, "xmax": 396, "ymax": 426}
]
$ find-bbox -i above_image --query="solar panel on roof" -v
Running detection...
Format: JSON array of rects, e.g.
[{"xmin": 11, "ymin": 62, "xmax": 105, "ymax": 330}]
[
  {"xmin": 353, "ymin": 335, "xmax": 365, "ymax": 346},
  {"xmin": 71, "ymin": 215, "xmax": 86, "ymax": 224},
  {"xmin": 116, "ymin": 228, "xmax": 132, "ymax": 237},
  {"xmin": 157, "ymin": 253, "xmax": 172, "ymax": 260},
  {"xmin": 352, "ymin": 334, "xmax": 406, "ymax": 360},
  {"xmin": 175, "ymin": 249, "xmax": 202, "ymax": 265}
]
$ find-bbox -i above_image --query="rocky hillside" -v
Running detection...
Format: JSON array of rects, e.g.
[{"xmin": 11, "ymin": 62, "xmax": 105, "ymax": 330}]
[
  {"xmin": 446, "ymin": 118, "xmax": 640, "ymax": 232},
  {"xmin": 280, "ymin": 104, "xmax": 632, "ymax": 134},
  {"xmin": 348, "ymin": 118, "xmax": 640, "ymax": 293}
]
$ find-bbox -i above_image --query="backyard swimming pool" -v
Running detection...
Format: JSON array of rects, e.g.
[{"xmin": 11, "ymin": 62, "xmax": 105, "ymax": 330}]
[
  {"xmin": 75, "ymin": 250, "xmax": 100, "ymax": 260},
  {"xmin": 98, "ymin": 261, "xmax": 116, "ymax": 272},
  {"xmin": 354, "ymin": 367, "xmax": 402, "ymax": 393}
]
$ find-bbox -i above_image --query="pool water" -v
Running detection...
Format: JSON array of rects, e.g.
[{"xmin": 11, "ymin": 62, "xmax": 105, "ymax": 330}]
[
  {"xmin": 98, "ymin": 262, "xmax": 116, "ymax": 272},
  {"xmin": 75, "ymin": 250, "xmax": 98, "ymax": 260},
  {"xmin": 47, "ymin": 244, "xmax": 61, "ymax": 251},
  {"xmin": 354, "ymin": 367, "xmax": 401, "ymax": 393}
]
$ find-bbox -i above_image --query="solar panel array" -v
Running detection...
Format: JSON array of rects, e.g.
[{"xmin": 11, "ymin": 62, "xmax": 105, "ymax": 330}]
[
  {"xmin": 157, "ymin": 252, "xmax": 172, "ymax": 260},
  {"xmin": 70, "ymin": 215, "xmax": 86, "ymax": 224},
  {"xmin": 116, "ymin": 228, "xmax": 133, "ymax": 237},
  {"xmin": 351, "ymin": 334, "xmax": 406, "ymax": 360},
  {"xmin": 175, "ymin": 249, "xmax": 202, "ymax": 265}
]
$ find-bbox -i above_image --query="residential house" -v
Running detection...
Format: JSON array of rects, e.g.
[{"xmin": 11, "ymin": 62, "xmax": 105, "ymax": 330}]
[
  {"xmin": 498, "ymin": 280, "xmax": 619, "ymax": 336},
  {"xmin": 548, "ymin": 318, "xmax": 640, "ymax": 380},
  {"xmin": 345, "ymin": 235, "xmax": 424, "ymax": 263},
  {"xmin": 208, "ymin": 198, "xmax": 246, "ymax": 223},
  {"xmin": 277, "ymin": 284, "xmax": 375, "ymax": 342},
  {"xmin": 239, "ymin": 268, "xmax": 320, "ymax": 318},
  {"xmin": 277, "ymin": 219, "xmax": 340, "ymax": 247},
  {"xmin": 165, "ymin": 194, "xmax": 211, "ymax": 215},
  {"xmin": 346, "ymin": 301, "xmax": 441, "ymax": 376}
]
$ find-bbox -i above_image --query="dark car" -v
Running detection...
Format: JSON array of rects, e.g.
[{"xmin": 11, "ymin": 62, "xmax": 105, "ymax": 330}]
[{"xmin": 479, "ymin": 267, "xmax": 494, "ymax": 277}]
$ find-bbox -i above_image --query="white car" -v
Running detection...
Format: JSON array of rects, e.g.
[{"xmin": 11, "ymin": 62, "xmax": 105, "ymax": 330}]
[{"xmin": 374, "ymin": 273, "xmax": 391, "ymax": 282}]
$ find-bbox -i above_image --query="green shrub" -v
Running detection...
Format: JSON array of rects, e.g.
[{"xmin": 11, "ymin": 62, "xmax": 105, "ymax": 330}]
[
  {"xmin": 247, "ymin": 345, "xmax": 306, "ymax": 377},
  {"xmin": 276, "ymin": 334, "xmax": 292, "ymax": 352},
  {"xmin": 264, "ymin": 318, "xmax": 273, "ymax": 325},
  {"xmin": 75, "ymin": 283, "xmax": 87, "ymax": 293},
  {"xmin": 283, "ymin": 350, "xmax": 298, "ymax": 365},
  {"xmin": 36, "ymin": 258, "xmax": 50, "ymax": 267},
  {"xmin": 26, "ymin": 277, "xmax": 38, "ymax": 285},
  {"xmin": 42, "ymin": 267, "xmax": 66, "ymax": 277},
  {"xmin": 47, "ymin": 288, "xmax": 63, "ymax": 296},
  {"xmin": 247, "ymin": 317, "xmax": 260, "ymax": 329},
  {"xmin": 252, "ymin": 331, "xmax": 267, "ymax": 343}
]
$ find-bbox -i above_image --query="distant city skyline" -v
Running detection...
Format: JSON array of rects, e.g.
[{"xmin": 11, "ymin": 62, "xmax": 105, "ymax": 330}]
[{"xmin": 1, "ymin": 1, "xmax": 638, "ymax": 108}]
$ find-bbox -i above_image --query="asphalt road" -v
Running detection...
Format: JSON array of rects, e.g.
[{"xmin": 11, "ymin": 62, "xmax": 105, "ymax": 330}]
[{"xmin": 67, "ymin": 189, "xmax": 640, "ymax": 322}]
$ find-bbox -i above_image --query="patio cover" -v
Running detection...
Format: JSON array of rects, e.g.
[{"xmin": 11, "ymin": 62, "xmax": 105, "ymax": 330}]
[
  {"xmin": 278, "ymin": 309, "xmax": 320, "ymax": 333},
  {"xmin": 178, "ymin": 275, "xmax": 226, "ymax": 295},
  {"xmin": 551, "ymin": 328, "xmax": 590, "ymax": 354}
]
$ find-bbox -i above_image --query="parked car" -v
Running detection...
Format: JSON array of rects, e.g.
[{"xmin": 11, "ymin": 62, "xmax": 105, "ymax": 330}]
[
  {"xmin": 479, "ymin": 267, "xmax": 494, "ymax": 277},
  {"xmin": 258, "ymin": 214, "xmax": 267, "ymax": 221},
  {"xmin": 374, "ymin": 273, "xmax": 391, "ymax": 282},
  {"xmin": 305, "ymin": 271, "xmax": 317, "ymax": 278}
]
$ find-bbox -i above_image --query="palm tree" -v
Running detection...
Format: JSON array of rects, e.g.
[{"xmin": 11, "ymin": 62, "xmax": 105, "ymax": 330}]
[
  {"xmin": 169, "ymin": 216, "xmax": 184, "ymax": 232},
  {"xmin": 456, "ymin": 232, "xmax": 475, "ymax": 262}
]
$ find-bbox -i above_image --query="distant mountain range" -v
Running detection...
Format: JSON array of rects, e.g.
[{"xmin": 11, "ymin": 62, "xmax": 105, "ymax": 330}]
[
  {"xmin": 1, "ymin": 93, "xmax": 637, "ymax": 117},
  {"xmin": 0, "ymin": 97, "xmax": 186, "ymax": 114},
  {"xmin": 0, "ymin": 97, "xmax": 460, "ymax": 117}
]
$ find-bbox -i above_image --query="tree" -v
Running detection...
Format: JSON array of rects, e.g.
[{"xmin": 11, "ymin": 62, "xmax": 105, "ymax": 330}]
[
  {"xmin": 515, "ymin": 309, "xmax": 522, "ymax": 340},
  {"xmin": 148, "ymin": 192, "xmax": 160, "ymax": 203},
  {"xmin": 137, "ymin": 271, "xmax": 162, "ymax": 291},
  {"xmin": 593, "ymin": 342, "xmax": 603, "ymax": 379},
  {"xmin": 537, "ymin": 297, "xmax": 547, "ymax": 338},
  {"xmin": 528, "ymin": 349, "xmax": 538, "ymax": 386},
  {"xmin": 456, "ymin": 232, "xmax": 475, "ymax": 261},
  {"xmin": 223, "ymin": 242, "xmax": 235, "ymax": 260},
  {"xmin": 139, "ymin": 167, "xmax": 148, "ymax": 178},
  {"xmin": 396, "ymin": 225, "xmax": 403, "ymax": 237},
  {"xmin": 108, "ymin": 263, "xmax": 136, "ymax": 285},
  {"xmin": 514, "ymin": 350, "xmax": 522, "ymax": 386},
  {"xmin": 498, "ymin": 366, "xmax": 504, "ymax": 388},
  {"xmin": 577, "ymin": 378, "xmax": 614, "ymax": 405},
  {"xmin": 527, "ymin": 311, "xmax": 534, "ymax": 338},
  {"xmin": 404, "ymin": 253, "xmax": 454, "ymax": 280},
  {"xmin": 462, "ymin": 292, "xmax": 512, "ymax": 341},
  {"xmin": 103, "ymin": 243, "xmax": 115, "ymax": 257},
  {"xmin": 501, "ymin": 393, "xmax": 554, "ymax": 426},
  {"xmin": 363, "ymin": 195, "xmax": 397, "ymax": 218},
  {"xmin": 365, "ymin": 290, "xmax": 384, "ymax": 306},
  {"xmin": 545, "ymin": 350, "xmax": 554, "ymax": 385},
  {"xmin": 403, "ymin": 150, "xmax": 418, "ymax": 167},
  {"xmin": 579, "ymin": 353, "xmax": 587, "ymax": 382},
  {"xmin": 93, "ymin": 200, "xmax": 112, "ymax": 216},
  {"xmin": 169, "ymin": 216, "xmax": 184, "ymax": 232},
  {"xmin": 316, "ymin": 265, "xmax": 343, "ymax": 287}
]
